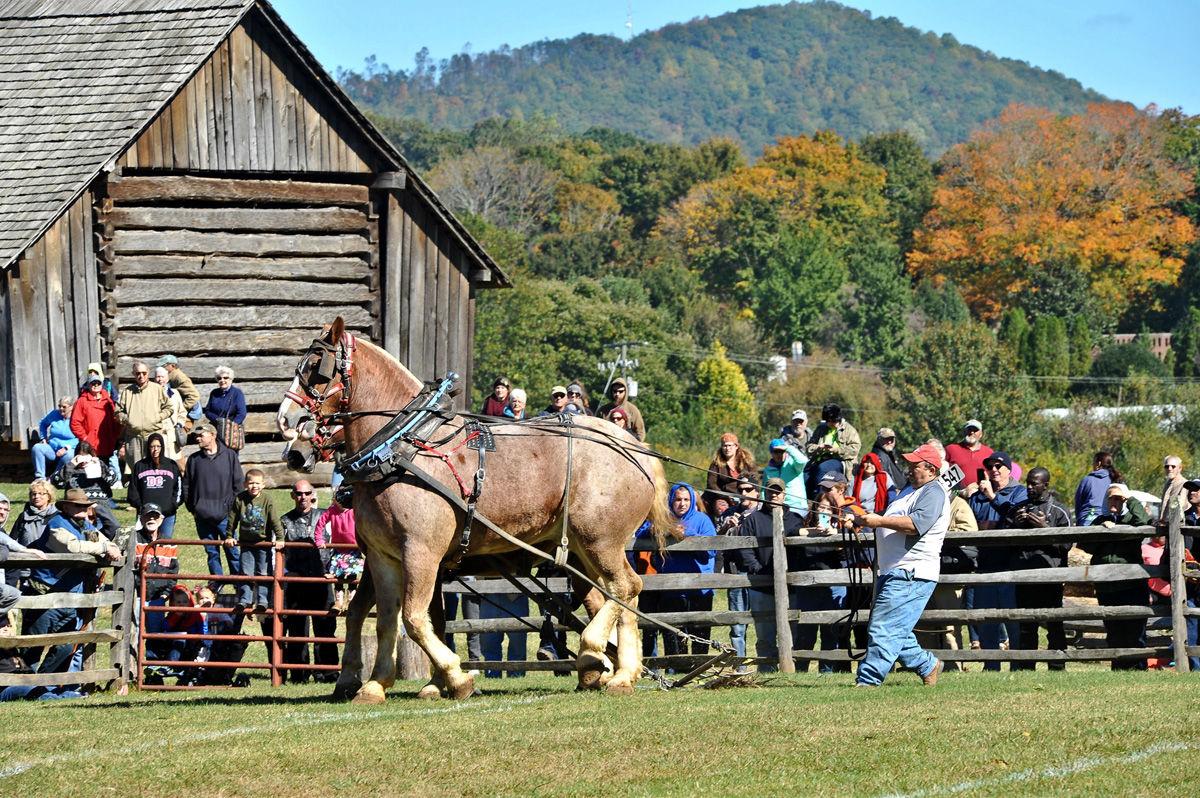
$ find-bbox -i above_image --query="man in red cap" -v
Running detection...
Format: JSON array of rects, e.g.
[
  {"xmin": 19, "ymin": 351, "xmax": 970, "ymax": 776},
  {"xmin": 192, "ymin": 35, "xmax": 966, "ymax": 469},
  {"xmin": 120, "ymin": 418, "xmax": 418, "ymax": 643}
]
[{"xmin": 853, "ymin": 443, "xmax": 951, "ymax": 687}]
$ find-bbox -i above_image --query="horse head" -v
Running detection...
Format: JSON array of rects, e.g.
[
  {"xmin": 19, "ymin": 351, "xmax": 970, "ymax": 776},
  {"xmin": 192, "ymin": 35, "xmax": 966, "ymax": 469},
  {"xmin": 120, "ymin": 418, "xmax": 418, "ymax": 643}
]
[{"xmin": 277, "ymin": 316, "xmax": 354, "ymax": 469}]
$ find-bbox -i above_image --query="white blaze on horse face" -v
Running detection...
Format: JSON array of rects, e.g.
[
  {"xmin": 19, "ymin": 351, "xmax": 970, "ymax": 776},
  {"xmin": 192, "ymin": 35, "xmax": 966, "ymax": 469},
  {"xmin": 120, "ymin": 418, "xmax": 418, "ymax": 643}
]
[{"xmin": 277, "ymin": 375, "xmax": 302, "ymax": 441}]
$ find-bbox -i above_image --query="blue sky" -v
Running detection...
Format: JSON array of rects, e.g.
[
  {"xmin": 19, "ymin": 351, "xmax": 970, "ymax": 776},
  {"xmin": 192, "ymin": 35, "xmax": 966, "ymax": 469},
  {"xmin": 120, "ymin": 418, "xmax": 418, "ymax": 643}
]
[{"xmin": 272, "ymin": 0, "xmax": 1198, "ymax": 114}]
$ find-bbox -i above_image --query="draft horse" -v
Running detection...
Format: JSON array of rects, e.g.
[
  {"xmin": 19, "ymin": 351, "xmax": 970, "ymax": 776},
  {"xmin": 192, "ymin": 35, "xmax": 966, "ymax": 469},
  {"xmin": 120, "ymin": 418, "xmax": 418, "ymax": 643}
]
[{"xmin": 276, "ymin": 317, "xmax": 671, "ymax": 701}]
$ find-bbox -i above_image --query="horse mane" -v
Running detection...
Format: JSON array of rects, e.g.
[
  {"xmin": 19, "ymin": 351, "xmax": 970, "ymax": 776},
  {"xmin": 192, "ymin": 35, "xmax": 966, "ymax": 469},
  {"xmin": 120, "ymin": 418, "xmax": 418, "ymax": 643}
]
[{"xmin": 352, "ymin": 338, "xmax": 424, "ymax": 405}]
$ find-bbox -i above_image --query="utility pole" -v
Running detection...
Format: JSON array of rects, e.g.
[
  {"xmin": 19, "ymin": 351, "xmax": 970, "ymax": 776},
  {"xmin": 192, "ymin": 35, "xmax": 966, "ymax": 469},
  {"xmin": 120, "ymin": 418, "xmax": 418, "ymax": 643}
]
[{"xmin": 597, "ymin": 341, "xmax": 644, "ymax": 396}]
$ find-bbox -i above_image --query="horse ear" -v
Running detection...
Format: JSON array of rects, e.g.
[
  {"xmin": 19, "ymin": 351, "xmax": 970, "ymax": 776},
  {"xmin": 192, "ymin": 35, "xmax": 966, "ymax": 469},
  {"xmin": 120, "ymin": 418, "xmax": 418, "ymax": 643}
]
[{"xmin": 330, "ymin": 316, "xmax": 345, "ymax": 341}]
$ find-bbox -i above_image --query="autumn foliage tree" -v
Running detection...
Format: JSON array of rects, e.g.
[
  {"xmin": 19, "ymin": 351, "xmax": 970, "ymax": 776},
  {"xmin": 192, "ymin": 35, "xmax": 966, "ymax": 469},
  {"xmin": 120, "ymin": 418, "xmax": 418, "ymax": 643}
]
[{"xmin": 909, "ymin": 103, "xmax": 1197, "ymax": 321}]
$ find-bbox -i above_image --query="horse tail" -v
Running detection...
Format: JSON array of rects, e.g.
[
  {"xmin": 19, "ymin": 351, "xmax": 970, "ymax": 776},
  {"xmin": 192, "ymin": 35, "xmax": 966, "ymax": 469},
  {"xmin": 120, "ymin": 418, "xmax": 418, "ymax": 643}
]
[{"xmin": 647, "ymin": 459, "xmax": 673, "ymax": 553}]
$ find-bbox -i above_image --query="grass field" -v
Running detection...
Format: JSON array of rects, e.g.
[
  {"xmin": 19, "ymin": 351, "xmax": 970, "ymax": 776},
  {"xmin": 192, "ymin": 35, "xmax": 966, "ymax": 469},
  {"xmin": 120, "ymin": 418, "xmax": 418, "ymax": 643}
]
[{"xmin": 3, "ymin": 670, "xmax": 1198, "ymax": 796}]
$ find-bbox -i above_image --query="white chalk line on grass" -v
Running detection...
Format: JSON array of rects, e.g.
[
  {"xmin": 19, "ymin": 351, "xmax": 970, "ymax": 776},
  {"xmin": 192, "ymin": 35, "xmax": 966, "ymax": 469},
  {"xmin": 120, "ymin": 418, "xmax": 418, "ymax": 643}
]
[
  {"xmin": 881, "ymin": 740, "xmax": 1198, "ymax": 798},
  {"xmin": 0, "ymin": 692, "xmax": 555, "ymax": 780}
]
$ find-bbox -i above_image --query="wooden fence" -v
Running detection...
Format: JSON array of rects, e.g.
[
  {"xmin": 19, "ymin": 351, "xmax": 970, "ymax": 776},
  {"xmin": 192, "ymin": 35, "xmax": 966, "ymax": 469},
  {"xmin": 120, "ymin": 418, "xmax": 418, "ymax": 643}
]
[
  {"xmin": 441, "ymin": 509, "xmax": 1197, "ymax": 675},
  {"xmin": 0, "ymin": 533, "xmax": 137, "ymax": 692}
]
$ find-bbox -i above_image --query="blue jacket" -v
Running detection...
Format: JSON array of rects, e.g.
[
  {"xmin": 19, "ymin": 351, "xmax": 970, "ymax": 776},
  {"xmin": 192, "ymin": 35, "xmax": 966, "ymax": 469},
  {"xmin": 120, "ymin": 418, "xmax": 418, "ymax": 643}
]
[
  {"xmin": 658, "ymin": 483, "xmax": 716, "ymax": 596},
  {"xmin": 763, "ymin": 443, "xmax": 809, "ymax": 514},
  {"xmin": 1074, "ymin": 469, "xmax": 1111, "ymax": 526},
  {"xmin": 204, "ymin": 385, "xmax": 247, "ymax": 424},
  {"xmin": 31, "ymin": 514, "xmax": 99, "ymax": 593},
  {"xmin": 967, "ymin": 482, "xmax": 1028, "ymax": 526},
  {"xmin": 38, "ymin": 409, "xmax": 78, "ymax": 453}
]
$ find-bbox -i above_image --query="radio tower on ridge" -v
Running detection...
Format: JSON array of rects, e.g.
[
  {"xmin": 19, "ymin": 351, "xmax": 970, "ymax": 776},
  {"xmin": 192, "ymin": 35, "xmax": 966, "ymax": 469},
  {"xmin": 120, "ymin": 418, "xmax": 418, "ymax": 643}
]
[{"xmin": 625, "ymin": 1, "xmax": 633, "ymax": 40}]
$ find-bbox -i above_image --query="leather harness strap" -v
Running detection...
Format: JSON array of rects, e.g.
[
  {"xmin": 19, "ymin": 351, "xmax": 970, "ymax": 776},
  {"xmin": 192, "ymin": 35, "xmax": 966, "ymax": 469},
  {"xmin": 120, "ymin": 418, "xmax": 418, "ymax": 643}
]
[{"xmin": 554, "ymin": 414, "xmax": 574, "ymax": 567}]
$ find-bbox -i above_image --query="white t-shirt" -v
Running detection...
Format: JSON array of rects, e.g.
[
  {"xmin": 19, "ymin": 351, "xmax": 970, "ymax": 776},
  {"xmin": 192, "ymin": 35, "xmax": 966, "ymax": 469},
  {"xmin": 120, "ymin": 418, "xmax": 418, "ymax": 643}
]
[{"xmin": 875, "ymin": 479, "xmax": 951, "ymax": 581}]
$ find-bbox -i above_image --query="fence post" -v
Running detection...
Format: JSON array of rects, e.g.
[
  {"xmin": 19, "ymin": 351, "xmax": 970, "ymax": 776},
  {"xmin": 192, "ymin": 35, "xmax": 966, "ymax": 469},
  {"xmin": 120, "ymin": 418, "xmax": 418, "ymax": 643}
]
[
  {"xmin": 110, "ymin": 532, "xmax": 137, "ymax": 694},
  {"xmin": 271, "ymin": 547, "xmax": 284, "ymax": 687},
  {"xmin": 771, "ymin": 504, "xmax": 795, "ymax": 673},
  {"xmin": 1167, "ymin": 509, "xmax": 1191, "ymax": 673}
]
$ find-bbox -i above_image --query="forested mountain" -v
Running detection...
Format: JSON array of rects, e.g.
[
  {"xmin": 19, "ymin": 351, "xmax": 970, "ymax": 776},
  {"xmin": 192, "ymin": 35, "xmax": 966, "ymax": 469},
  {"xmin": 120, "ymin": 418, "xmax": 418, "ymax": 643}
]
[{"xmin": 339, "ymin": 1, "xmax": 1107, "ymax": 155}]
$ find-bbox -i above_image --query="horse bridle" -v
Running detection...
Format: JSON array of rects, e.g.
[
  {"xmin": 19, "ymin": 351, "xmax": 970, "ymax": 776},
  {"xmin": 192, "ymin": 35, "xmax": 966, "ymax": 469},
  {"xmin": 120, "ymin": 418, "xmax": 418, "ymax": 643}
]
[{"xmin": 285, "ymin": 331, "xmax": 356, "ymax": 462}]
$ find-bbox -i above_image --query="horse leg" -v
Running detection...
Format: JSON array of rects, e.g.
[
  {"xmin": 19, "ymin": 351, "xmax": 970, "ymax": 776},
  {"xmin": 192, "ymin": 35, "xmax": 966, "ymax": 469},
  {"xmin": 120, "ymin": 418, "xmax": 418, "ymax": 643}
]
[
  {"xmin": 352, "ymin": 551, "xmax": 402, "ymax": 705},
  {"xmin": 402, "ymin": 560, "xmax": 475, "ymax": 701},
  {"xmin": 333, "ymin": 565, "xmax": 374, "ymax": 701},
  {"xmin": 576, "ymin": 555, "xmax": 641, "ymax": 693},
  {"xmin": 607, "ymin": 565, "xmax": 644, "ymax": 694}
]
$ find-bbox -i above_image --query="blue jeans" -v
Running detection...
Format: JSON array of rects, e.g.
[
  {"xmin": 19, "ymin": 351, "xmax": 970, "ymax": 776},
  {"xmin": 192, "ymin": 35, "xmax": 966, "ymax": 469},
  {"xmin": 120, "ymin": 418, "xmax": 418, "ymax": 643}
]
[
  {"xmin": 22, "ymin": 606, "xmax": 78, "ymax": 673},
  {"xmin": 238, "ymin": 546, "xmax": 272, "ymax": 607},
  {"xmin": 480, "ymin": 593, "xmax": 528, "ymax": 677},
  {"xmin": 196, "ymin": 517, "xmax": 240, "ymax": 576},
  {"xmin": 158, "ymin": 515, "xmax": 177, "ymax": 540},
  {"xmin": 974, "ymin": 583, "xmax": 1018, "ymax": 671},
  {"xmin": 1182, "ymin": 596, "xmax": 1200, "ymax": 671},
  {"xmin": 727, "ymin": 588, "xmax": 748, "ymax": 659},
  {"xmin": 747, "ymin": 588, "xmax": 781, "ymax": 670},
  {"xmin": 793, "ymin": 584, "xmax": 846, "ymax": 673},
  {"xmin": 443, "ymin": 587, "xmax": 482, "ymax": 661},
  {"xmin": 108, "ymin": 451, "xmax": 123, "ymax": 486},
  {"xmin": 31, "ymin": 443, "xmax": 71, "ymax": 479},
  {"xmin": 856, "ymin": 569, "xmax": 939, "ymax": 686}
]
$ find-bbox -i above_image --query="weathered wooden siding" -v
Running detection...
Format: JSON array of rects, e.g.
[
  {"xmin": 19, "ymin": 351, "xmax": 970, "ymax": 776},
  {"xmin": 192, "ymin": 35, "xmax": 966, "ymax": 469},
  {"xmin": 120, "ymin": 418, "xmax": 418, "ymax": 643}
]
[
  {"xmin": 2, "ymin": 192, "xmax": 100, "ymax": 445},
  {"xmin": 118, "ymin": 11, "xmax": 374, "ymax": 175},
  {"xmin": 104, "ymin": 174, "xmax": 379, "ymax": 445}
]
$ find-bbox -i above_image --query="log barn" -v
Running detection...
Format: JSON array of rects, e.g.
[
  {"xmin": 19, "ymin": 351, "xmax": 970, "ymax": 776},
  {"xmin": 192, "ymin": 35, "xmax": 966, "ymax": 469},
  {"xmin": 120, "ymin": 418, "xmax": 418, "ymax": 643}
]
[{"xmin": 0, "ymin": 0, "xmax": 507, "ymax": 483}]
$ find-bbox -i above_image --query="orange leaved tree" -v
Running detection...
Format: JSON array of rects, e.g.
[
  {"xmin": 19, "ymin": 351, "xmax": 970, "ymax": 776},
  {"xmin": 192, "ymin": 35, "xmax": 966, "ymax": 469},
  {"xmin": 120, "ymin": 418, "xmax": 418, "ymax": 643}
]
[{"xmin": 908, "ymin": 103, "xmax": 1196, "ymax": 321}]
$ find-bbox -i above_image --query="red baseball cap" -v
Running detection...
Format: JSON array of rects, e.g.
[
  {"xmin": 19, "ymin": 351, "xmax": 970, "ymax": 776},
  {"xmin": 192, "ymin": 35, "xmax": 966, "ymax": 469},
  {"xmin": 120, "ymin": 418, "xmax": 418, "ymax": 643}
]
[{"xmin": 901, "ymin": 443, "xmax": 944, "ymax": 470}]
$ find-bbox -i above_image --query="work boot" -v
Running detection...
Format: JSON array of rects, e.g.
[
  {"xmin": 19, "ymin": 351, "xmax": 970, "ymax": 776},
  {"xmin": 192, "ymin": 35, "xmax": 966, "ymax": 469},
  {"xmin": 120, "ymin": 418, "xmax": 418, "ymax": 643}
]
[{"xmin": 922, "ymin": 660, "xmax": 944, "ymax": 687}]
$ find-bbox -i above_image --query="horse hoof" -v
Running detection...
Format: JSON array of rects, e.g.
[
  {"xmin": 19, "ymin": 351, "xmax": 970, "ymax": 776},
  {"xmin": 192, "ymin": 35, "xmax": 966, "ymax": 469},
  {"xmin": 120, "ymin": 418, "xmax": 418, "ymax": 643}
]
[
  {"xmin": 446, "ymin": 673, "xmax": 475, "ymax": 701},
  {"xmin": 332, "ymin": 679, "xmax": 363, "ymax": 702},
  {"xmin": 576, "ymin": 652, "xmax": 612, "ymax": 691},
  {"xmin": 605, "ymin": 675, "xmax": 635, "ymax": 696},
  {"xmin": 351, "ymin": 681, "xmax": 387, "ymax": 705},
  {"xmin": 416, "ymin": 682, "xmax": 441, "ymax": 701}
]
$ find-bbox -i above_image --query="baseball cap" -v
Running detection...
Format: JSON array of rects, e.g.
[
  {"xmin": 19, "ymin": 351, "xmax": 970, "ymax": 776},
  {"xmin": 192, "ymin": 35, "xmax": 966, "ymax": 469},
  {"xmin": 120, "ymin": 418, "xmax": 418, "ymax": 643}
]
[
  {"xmin": 493, "ymin": 376, "xmax": 511, "ymax": 388},
  {"xmin": 764, "ymin": 477, "xmax": 787, "ymax": 494},
  {"xmin": 769, "ymin": 438, "xmax": 787, "ymax": 452},
  {"xmin": 193, "ymin": 421, "xmax": 217, "ymax": 436},
  {"xmin": 1106, "ymin": 483, "xmax": 1131, "ymax": 499},
  {"xmin": 140, "ymin": 503, "xmax": 164, "ymax": 518},
  {"xmin": 735, "ymin": 473, "xmax": 758, "ymax": 489},
  {"xmin": 791, "ymin": 409, "xmax": 807, "ymax": 422},
  {"xmin": 157, "ymin": 354, "xmax": 179, "ymax": 367},
  {"xmin": 818, "ymin": 471, "xmax": 848, "ymax": 488},
  {"xmin": 902, "ymin": 443, "xmax": 944, "ymax": 471},
  {"xmin": 87, "ymin": 375, "xmax": 103, "ymax": 384},
  {"xmin": 550, "ymin": 385, "xmax": 567, "ymax": 397},
  {"xmin": 877, "ymin": 427, "xmax": 896, "ymax": 440},
  {"xmin": 982, "ymin": 451, "xmax": 1013, "ymax": 470},
  {"xmin": 964, "ymin": 419, "xmax": 983, "ymax": 432},
  {"xmin": 566, "ymin": 383, "xmax": 583, "ymax": 394},
  {"xmin": 1184, "ymin": 477, "xmax": 1200, "ymax": 491},
  {"xmin": 0, "ymin": 492, "xmax": 9, "ymax": 505}
]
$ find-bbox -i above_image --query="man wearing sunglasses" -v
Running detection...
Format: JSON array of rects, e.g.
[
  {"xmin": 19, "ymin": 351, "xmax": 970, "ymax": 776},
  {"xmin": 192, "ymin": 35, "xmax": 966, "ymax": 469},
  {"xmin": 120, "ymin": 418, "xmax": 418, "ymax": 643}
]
[
  {"xmin": 279, "ymin": 479, "xmax": 337, "ymax": 682},
  {"xmin": 539, "ymin": 386, "xmax": 569, "ymax": 417},
  {"xmin": 1160, "ymin": 455, "xmax": 1187, "ymax": 531},
  {"xmin": 117, "ymin": 360, "xmax": 173, "ymax": 475},
  {"xmin": 871, "ymin": 427, "xmax": 908, "ymax": 491}
]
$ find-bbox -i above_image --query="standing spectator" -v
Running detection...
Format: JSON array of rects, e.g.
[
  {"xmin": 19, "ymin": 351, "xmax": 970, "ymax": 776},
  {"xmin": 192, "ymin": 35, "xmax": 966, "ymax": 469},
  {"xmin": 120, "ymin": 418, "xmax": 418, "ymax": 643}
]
[
  {"xmin": 503, "ymin": 388, "xmax": 527, "ymax": 420},
  {"xmin": 1075, "ymin": 451, "xmax": 1122, "ymax": 526},
  {"xmin": 779, "ymin": 409, "xmax": 810, "ymax": 450},
  {"xmin": 117, "ymin": 361, "xmax": 173, "ymax": 474},
  {"xmin": 279, "ymin": 480, "xmax": 337, "ymax": 683},
  {"xmin": 70, "ymin": 375, "xmax": 121, "ymax": 460},
  {"xmin": 805, "ymin": 403, "xmax": 861, "ymax": 482},
  {"xmin": 853, "ymin": 443, "xmax": 952, "ymax": 687},
  {"xmin": 538, "ymin": 386, "xmax": 568, "ymax": 416},
  {"xmin": 479, "ymin": 589, "xmax": 529, "ymax": 678},
  {"xmin": 7, "ymin": 481, "xmax": 57, "ymax": 587},
  {"xmin": 736, "ymin": 478, "xmax": 804, "ymax": 671},
  {"xmin": 1, "ymin": 493, "xmax": 47, "ymax": 633},
  {"xmin": 704, "ymin": 433, "xmax": 757, "ymax": 507},
  {"xmin": 1177, "ymin": 478, "xmax": 1200, "ymax": 670},
  {"xmin": 1160, "ymin": 455, "xmax": 1187, "ymax": 530},
  {"xmin": 764, "ymin": 437, "xmax": 809, "ymax": 515},
  {"xmin": 314, "ymin": 490, "xmax": 361, "ymax": 614},
  {"xmin": 852, "ymin": 452, "xmax": 895, "ymax": 513},
  {"xmin": 944, "ymin": 420, "xmax": 994, "ymax": 492},
  {"xmin": 22, "ymin": 488, "xmax": 120, "ymax": 673},
  {"xmin": 597, "ymin": 378, "xmax": 645, "ymax": 440},
  {"xmin": 967, "ymin": 451, "xmax": 1027, "ymax": 669},
  {"xmin": 1083, "ymin": 484, "xmax": 1151, "ymax": 670},
  {"xmin": 657, "ymin": 484, "xmax": 717, "ymax": 658},
  {"xmin": 51, "ymin": 441, "xmax": 120, "ymax": 540},
  {"xmin": 203, "ymin": 366, "xmax": 248, "ymax": 428},
  {"xmin": 871, "ymin": 427, "xmax": 909, "ymax": 491},
  {"xmin": 82, "ymin": 361, "xmax": 118, "ymax": 402},
  {"xmin": 716, "ymin": 474, "xmax": 760, "ymax": 662},
  {"xmin": 801, "ymin": 472, "xmax": 859, "ymax": 672},
  {"xmin": 154, "ymin": 367, "xmax": 187, "ymax": 460},
  {"xmin": 32, "ymin": 396, "xmax": 78, "ymax": 479},
  {"xmin": 127, "ymin": 433, "xmax": 183, "ymax": 539},
  {"xmin": 480, "ymin": 377, "xmax": 511, "ymax": 417},
  {"xmin": 183, "ymin": 422, "xmax": 243, "ymax": 576},
  {"xmin": 226, "ymin": 468, "xmax": 283, "ymax": 613},
  {"xmin": 157, "ymin": 355, "xmax": 202, "ymax": 422},
  {"xmin": 563, "ymin": 382, "xmax": 592, "ymax": 416},
  {"xmin": 1010, "ymin": 467, "xmax": 1072, "ymax": 671}
]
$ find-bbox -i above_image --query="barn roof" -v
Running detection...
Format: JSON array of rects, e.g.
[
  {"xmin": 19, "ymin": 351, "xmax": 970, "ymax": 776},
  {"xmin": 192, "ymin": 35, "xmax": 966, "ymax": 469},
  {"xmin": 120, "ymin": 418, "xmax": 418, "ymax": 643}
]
[{"xmin": 0, "ymin": 0, "xmax": 508, "ymax": 284}]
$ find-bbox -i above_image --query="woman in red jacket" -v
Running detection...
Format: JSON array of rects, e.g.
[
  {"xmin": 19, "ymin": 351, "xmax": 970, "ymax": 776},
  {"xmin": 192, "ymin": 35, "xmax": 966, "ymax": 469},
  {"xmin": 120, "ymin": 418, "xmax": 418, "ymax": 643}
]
[{"xmin": 70, "ymin": 376, "xmax": 121, "ymax": 458}]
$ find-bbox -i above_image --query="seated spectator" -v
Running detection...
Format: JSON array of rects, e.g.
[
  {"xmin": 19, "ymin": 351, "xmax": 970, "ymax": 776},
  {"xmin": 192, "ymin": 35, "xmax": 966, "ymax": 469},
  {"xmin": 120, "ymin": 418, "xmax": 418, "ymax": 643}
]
[
  {"xmin": 51, "ymin": 441, "xmax": 120, "ymax": 541},
  {"xmin": 154, "ymin": 367, "xmax": 187, "ymax": 460},
  {"xmin": 7, "ymin": 480, "xmax": 58, "ymax": 588},
  {"xmin": 779, "ymin": 409, "xmax": 810, "ymax": 450},
  {"xmin": 128, "ymin": 433, "xmax": 183, "ymax": 539},
  {"xmin": 1, "ymin": 494, "xmax": 48, "ymax": 632},
  {"xmin": 597, "ymin": 379, "xmax": 644, "ymax": 440},
  {"xmin": 539, "ymin": 386, "xmax": 568, "ymax": 416},
  {"xmin": 1010, "ymin": 467, "xmax": 1072, "ymax": 672},
  {"xmin": 563, "ymin": 382, "xmax": 592, "ymax": 416},
  {"xmin": 704, "ymin": 433, "xmax": 756, "ymax": 509},
  {"xmin": 503, "ymin": 388, "xmax": 527, "ymax": 420},
  {"xmin": 481, "ymin": 377, "xmax": 511, "ymax": 416},
  {"xmin": 144, "ymin": 585, "xmax": 211, "ymax": 685},
  {"xmin": 657, "ymin": 484, "xmax": 717, "ymax": 660},
  {"xmin": 852, "ymin": 452, "xmax": 895, "ymax": 513},
  {"xmin": 70, "ymin": 374, "xmax": 120, "ymax": 460},
  {"xmin": 32, "ymin": 396, "xmax": 78, "ymax": 479},
  {"xmin": 871, "ymin": 427, "xmax": 909, "ymax": 491},
  {"xmin": 736, "ymin": 478, "xmax": 804, "ymax": 672},
  {"xmin": 22, "ymin": 488, "xmax": 120, "ymax": 673},
  {"xmin": 203, "ymin": 366, "xmax": 248, "ymax": 427},
  {"xmin": 134, "ymin": 505, "xmax": 180, "ymax": 651},
  {"xmin": 1082, "ymin": 484, "xmax": 1151, "ymax": 670},
  {"xmin": 764, "ymin": 437, "xmax": 809, "ymax": 515}
]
